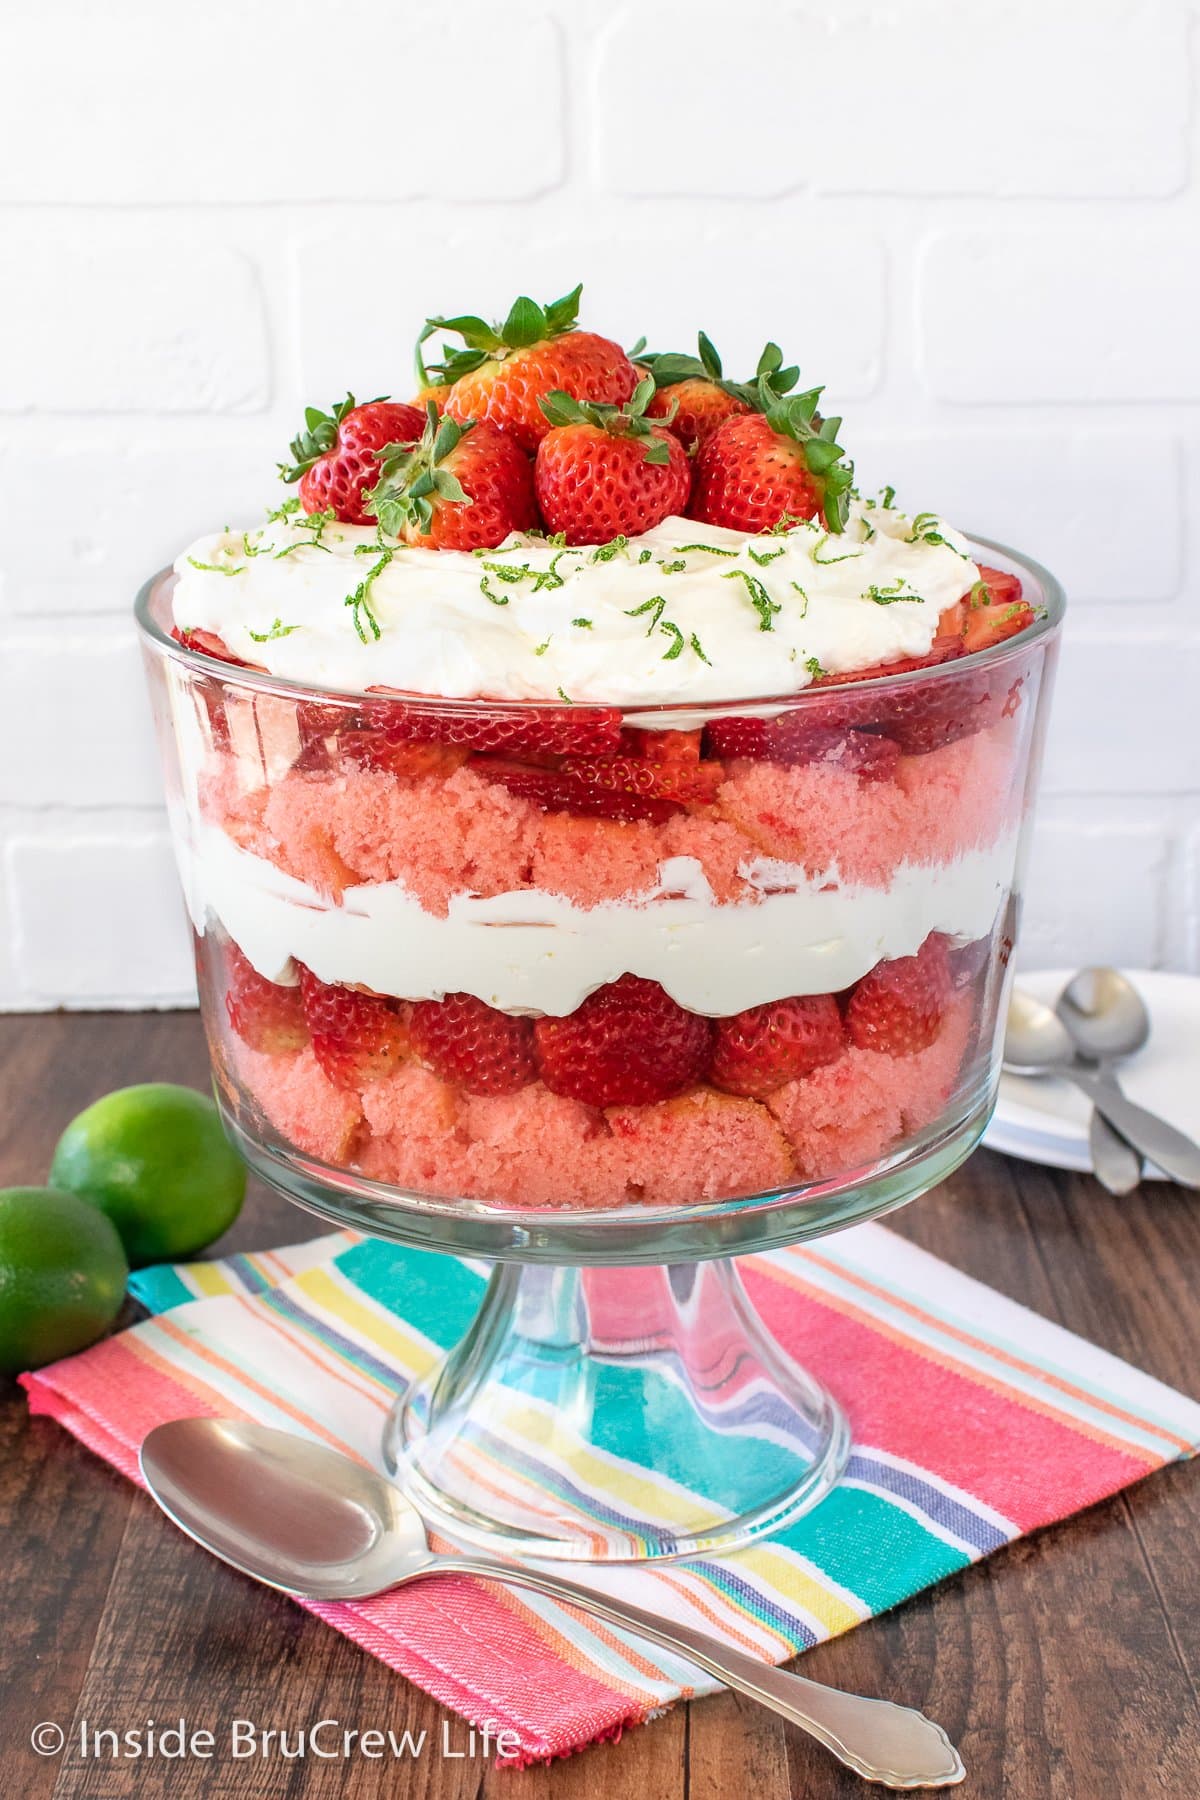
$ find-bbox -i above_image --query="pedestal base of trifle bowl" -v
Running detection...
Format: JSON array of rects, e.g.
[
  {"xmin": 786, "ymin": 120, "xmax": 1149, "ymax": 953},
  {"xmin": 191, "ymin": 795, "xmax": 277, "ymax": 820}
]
[{"xmin": 220, "ymin": 1099, "xmax": 989, "ymax": 1563}]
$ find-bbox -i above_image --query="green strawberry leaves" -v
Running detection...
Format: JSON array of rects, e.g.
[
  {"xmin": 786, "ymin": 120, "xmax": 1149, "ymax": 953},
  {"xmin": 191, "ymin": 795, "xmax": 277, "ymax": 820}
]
[
  {"xmin": 538, "ymin": 375, "xmax": 676, "ymax": 466},
  {"xmin": 365, "ymin": 404, "xmax": 475, "ymax": 536},
  {"xmin": 279, "ymin": 393, "xmax": 384, "ymax": 483},
  {"xmin": 757, "ymin": 378, "xmax": 855, "ymax": 532},
  {"xmin": 417, "ymin": 284, "xmax": 584, "ymax": 385},
  {"xmin": 635, "ymin": 335, "xmax": 801, "ymax": 410}
]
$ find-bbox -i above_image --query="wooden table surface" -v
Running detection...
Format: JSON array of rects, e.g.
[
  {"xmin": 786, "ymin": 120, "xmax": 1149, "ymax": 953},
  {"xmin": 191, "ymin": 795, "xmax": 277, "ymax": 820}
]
[{"xmin": 1, "ymin": 1011, "xmax": 1197, "ymax": 1800}]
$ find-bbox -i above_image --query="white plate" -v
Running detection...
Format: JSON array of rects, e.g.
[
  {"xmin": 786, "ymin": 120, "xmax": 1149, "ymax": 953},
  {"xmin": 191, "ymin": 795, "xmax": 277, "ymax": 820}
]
[{"xmin": 982, "ymin": 968, "xmax": 1200, "ymax": 1175}]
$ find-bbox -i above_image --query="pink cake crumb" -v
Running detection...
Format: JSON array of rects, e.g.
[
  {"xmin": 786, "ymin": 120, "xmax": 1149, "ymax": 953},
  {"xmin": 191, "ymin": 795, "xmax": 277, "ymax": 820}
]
[
  {"xmin": 464, "ymin": 1087, "xmax": 630, "ymax": 1208},
  {"xmin": 356, "ymin": 1064, "xmax": 471, "ymax": 1191},
  {"xmin": 768, "ymin": 995, "xmax": 973, "ymax": 1180},
  {"xmin": 361, "ymin": 1062, "xmax": 462, "ymax": 1140},
  {"xmin": 230, "ymin": 1041, "xmax": 361, "ymax": 1163},
  {"xmin": 201, "ymin": 717, "xmax": 1019, "ymax": 921},
  {"xmin": 528, "ymin": 812, "xmax": 663, "ymax": 906},
  {"xmin": 606, "ymin": 1090, "xmax": 796, "ymax": 1205},
  {"xmin": 659, "ymin": 813, "xmax": 763, "ymax": 901},
  {"xmin": 258, "ymin": 766, "xmax": 534, "ymax": 911},
  {"xmin": 715, "ymin": 724, "xmax": 1018, "ymax": 886}
]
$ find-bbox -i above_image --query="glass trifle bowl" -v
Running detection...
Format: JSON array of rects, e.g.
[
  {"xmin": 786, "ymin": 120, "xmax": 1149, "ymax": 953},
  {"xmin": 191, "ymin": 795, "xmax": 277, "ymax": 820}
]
[{"xmin": 136, "ymin": 535, "xmax": 1061, "ymax": 1564}]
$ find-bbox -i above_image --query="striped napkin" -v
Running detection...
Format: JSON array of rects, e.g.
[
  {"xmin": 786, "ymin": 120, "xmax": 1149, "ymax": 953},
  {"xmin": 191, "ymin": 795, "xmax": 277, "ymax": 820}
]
[{"xmin": 21, "ymin": 1223, "xmax": 1200, "ymax": 1766}]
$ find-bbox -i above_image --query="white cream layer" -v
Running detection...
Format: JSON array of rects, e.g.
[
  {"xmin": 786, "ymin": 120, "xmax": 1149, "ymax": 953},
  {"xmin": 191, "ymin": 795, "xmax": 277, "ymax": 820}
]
[
  {"xmin": 172, "ymin": 502, "xmax": 978, "ymax": 707},
  {"xmin": 179, "ymin": 820, "xmax": 1016, "ymax": 1018}
]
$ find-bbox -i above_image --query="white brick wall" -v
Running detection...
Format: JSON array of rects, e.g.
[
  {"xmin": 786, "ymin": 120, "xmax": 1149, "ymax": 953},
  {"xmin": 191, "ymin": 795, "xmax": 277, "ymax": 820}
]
[{"xmin": 3, "ymin": 0, "xmax": 1198, "ymax": 1009}]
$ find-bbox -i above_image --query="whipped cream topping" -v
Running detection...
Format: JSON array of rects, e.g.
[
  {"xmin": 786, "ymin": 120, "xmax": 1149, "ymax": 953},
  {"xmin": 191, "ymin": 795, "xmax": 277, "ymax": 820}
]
[
  {"xmin": 178, "ymin": 820, "xmax": 1016, "ymax": 1018},
  {"xmin": 172, "ymin": 503, "xmax": 979, "ymax": 706}
]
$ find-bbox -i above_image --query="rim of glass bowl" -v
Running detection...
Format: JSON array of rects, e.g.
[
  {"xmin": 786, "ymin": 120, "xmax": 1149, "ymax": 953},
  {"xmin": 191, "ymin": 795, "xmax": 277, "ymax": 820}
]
[{"xmin": 134, "ymin": 532, "xmax": 1064, "ymax": 714}]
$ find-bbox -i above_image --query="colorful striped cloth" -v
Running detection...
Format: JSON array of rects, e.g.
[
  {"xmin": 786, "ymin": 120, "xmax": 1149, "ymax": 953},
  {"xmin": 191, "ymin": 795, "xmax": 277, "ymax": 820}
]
[{"xmin": 21, "ymin": 1223, "xmax": 1200, "ymax": 1766}]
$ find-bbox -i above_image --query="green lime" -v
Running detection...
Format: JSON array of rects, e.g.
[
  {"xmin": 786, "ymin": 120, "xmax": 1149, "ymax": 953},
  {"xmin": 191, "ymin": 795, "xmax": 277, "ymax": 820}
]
[
  {"xmin": 50, "ymin": 1083, "xmax": 246, "ymax": 1267},
  {"xmin": 0, "ymin": 1188, "xmax": 129, "ymax": 1375}
]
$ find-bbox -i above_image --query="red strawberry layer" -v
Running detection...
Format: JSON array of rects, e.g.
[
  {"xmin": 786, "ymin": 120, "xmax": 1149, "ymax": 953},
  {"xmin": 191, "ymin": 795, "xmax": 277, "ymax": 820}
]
[{"xmin": 224, "ymin": 937, "xmax": 983, "ymax": 1207}]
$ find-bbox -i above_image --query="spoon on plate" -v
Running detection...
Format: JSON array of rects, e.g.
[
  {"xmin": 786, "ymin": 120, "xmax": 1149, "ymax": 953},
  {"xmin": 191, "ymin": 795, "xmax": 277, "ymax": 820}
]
[
  {"xmin": 1054, "ymin": 970, "xmax": 1145, "ymax": 1194},
  {"xmin": 1056, "ymin": 967, "xmax": 1151, "ymax": 1063},
  {"xmin": 1005, "ymin": 985, "xmax": 1200, "ymax": 1188},
  {"xmin": 140, "ymin": 1417, "xmax": 965, "ymax": 1790}
]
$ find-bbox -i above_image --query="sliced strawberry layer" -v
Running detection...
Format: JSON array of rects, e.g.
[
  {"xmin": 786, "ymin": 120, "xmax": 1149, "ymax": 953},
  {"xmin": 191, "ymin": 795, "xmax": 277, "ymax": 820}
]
[
  {"xmin": 297, "ymin": 966, "xmax": 410, "ymax": 1090},
  {"xmin": 620, "ymin": 726, "xmax": 704, "ymax": 764},
  {"xmin": 339, "ymin": 733, "xmax": 470, "ymax": 783},
  {"xmin": 466, "ymin": 719, "xmax": 721, "ymax": 822},
  {"xmin": 223, "ymin": 943, "xmax": 308, "ymax": 1055},
  {"xmin": 703, "ymin": 614, "xmax": 1029, "ymax": 764},
  {"xmin": 845, "ymin": 934, "xmax": 953, "ymax": 1057},
  {"xmin": 171, "ymin": 626, "xmax": 257, "ymax": 668},
  {"xmin": 534, "ymin": 974, "xmax": 713, "ymax": 1107},
  {"xmin": 410, "ymin": 992, "xmax": 537, "ymax": 1096},
  {"xmin": 344, "ymin": 695, "xmax": 624, "ymax": 761},
  {"xmin": 704, "ymin": 717, "xmax": 900, "ymax": 780},
  {"xmin": 470, "ymin": 758, "xmax": 684, "ymax": 825},
  {"xmin": 964, "ymin": 565, "xmax": 1035, "ymax": 654},
  {"xmin": 559, "ymin": 752, "xmax": 724, "ymax": 806},
  {"xmin": 711, "ymin": 994, "xmax": 845, "ymax": 1098}
]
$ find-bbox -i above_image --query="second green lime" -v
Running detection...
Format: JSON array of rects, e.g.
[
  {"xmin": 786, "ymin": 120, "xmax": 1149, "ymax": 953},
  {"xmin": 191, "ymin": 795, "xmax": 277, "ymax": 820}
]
[{"xmin": 50, "ymin": 1083, "xmax": 246, "ymax": 1266}]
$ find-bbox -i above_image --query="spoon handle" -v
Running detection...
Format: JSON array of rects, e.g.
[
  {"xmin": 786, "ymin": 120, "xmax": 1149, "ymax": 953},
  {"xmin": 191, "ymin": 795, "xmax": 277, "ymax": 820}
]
[
  {"xmin": 435, "ymin": 1556, "xmax": 964, "ymax": 1788},
  {"xmin": 1066, "ymin": 1070, "xmax": 1200, "ymax": 1189},
  {"xmin": 1088, "ymin": 1106, "xmax": 1143, "ymax": 1194}
]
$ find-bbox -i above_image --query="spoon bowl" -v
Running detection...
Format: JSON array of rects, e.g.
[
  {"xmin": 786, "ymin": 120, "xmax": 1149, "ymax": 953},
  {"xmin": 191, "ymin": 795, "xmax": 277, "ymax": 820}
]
[
  {"xmin": 141, "ymin": 1417, "xmax": 429, "ymax": 1601},
  {"xmin": 1056, "ymin": 967, "xmax": 1151, "ymax": 1064},
  {"xmin": 1004, "ymin": 987, "xmax": 1077, "ymax": 1074}
]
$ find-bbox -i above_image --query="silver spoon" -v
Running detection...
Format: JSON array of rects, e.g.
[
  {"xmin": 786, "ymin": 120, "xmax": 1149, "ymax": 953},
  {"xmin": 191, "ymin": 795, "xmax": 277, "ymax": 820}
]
[
  {"xmin": 1056, "ymin": 969, "xmax": 1151, "ymax": 1193},
  {"xmin": 1004, "ymin": 989, "xmax": 1200, "ymax": 1188},
  {"xmin": 1056, "ymin": 967, "xmax": 1150, "ymax": 1063},
  {"xmin": 140, "ymin": 1418, "xmax": 964, "ymax": 1790},
  {"xmin": 1053, "ymin": 972, "xmax": 1144, "ymax": 1195}
]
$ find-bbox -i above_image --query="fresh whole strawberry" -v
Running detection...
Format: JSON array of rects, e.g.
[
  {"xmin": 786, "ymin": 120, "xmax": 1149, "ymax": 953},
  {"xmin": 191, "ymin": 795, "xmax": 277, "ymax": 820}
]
[
  {"xmin": 224, "ymin": 943, "xmax": 308, "ymax": 1055},
  {"xmin": 650, "ymin": 380, "xmax": 748, "ymax": 456},
  {"xmin": 711, "ymin": 994, "xmax": 845, "ymax": 1098},
  {"xmin": 279, "ymin": 395, "xmax": 425, "ymax": 524},
  {"xmin": 844, "ymin": 935, "xmax": 953, "ymax": 1057},
  {"xmin": 367, "ymin": 407, "xmax": 536, "ymax": 551},
  {"xmin": 296, "ymin": 966, "xmax": 410, "ymax": 1090},
  {"xmin": 534, "ymin": 974, "xmax": 713, "ymax": 1107},
  {"xmin": 420, "ymin": 286, "xmax": 637, "ymax": 450},
  {"xmin": 413, "ymin": 381, "xmax": 451, "ymax": 413},
  {"xmin": 690, "ymin": 378, "xmax": 854, "ymax": 535},
  {"xmin": 534, "ymin": 378, "xmax": 692, "ymax": 545},
  {"xmin": 409, "ymin": 992, "xmax": 537, "ymax": 1095},
  {"xmin": 640, "ymin": 335, "xmax": 800, "ymax": 454}
]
